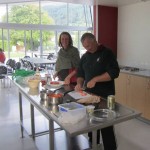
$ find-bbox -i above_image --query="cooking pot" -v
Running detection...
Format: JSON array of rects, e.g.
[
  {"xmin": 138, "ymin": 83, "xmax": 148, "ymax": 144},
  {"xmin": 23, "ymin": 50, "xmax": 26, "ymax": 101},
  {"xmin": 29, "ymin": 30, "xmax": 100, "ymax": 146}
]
[
  {"xmin": 47, "ymin": 93, "xmax": 63, "ymax": 105},
  {"xmin": 50, "ymin": 105, "xmax": 59, "ymax": 113},
  {"xmin": 40, "ymin": 89, "xmax": 48, "ymax": 100},
  {"xmin": 40, "ymin": 100, "xmax": 49, "ymax": 108}
]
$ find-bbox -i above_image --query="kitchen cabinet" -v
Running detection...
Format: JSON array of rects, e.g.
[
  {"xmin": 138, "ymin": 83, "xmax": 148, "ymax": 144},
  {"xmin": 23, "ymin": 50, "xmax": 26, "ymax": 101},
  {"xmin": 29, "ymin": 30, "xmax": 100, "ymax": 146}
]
[
  {"xmin": 115, "ymin": 72, "xmax": 150, "ymax": 119},
  {"xmin": 126, "ymin": 75, "xmax": 146, "ymax": 117},
  {"xmin": 144, "ymin": 78, "xmax": 150, "ymax": 119},
  {"xmin": 115, "ymin": 73, "xmax": 127, "ymax": 106}
]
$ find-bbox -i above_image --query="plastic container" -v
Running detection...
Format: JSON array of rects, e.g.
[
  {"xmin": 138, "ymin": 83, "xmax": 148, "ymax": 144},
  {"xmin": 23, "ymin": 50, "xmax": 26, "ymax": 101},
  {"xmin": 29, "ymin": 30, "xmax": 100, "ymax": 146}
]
[
  {"xmin": 28, "ymin": 79, "xmax": 40, "ymax": 88},
  {"xmin": 58, "ymin": 102, "xmax": 86, "ymax": 124},
  {"xmin": 86, "ymin": 105, "xmax": 95, "ymax": 115}
]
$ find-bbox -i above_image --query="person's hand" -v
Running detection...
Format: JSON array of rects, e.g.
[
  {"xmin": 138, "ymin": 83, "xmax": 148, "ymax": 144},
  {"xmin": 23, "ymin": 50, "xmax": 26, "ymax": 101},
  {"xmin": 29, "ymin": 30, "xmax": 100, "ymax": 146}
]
[
  {"xmin": 87, "ymin": 79, "xmax": 96, "ymax": 88},
  {"xmin": 74, "ymin": 84, "xmax": 82, "ymax": 91},
  {"xmin": 64, "ymin": 77, "xmax": 70, "ymax": 85}
]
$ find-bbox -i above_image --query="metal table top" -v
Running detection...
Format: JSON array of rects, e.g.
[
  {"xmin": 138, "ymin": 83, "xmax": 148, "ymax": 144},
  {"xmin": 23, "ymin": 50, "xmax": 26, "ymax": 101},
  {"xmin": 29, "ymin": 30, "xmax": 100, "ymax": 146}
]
[{"xmin": 12, "ymin": 79, "xmax": 141, "ymax": 137}]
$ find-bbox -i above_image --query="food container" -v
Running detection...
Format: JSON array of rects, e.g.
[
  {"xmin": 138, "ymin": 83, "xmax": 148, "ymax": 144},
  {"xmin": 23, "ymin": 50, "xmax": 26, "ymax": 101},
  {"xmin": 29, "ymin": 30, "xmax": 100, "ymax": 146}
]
[
  {"xmin": 86, "ymin": 105, "xmax": 95, "ymax": 115},
  {"xmin": 58, "ymin": 102, "xmax": 86, "ymax": 124},
  {"xmin": 40, "ymin": 90, "xmax": 48, "ymax": 100},
  {"xmin": 28, "ymin": 88, "xmax": 39, "ymax": 96},
  {"xmin": 28, "ymin": 79, "xmax": 40, "ymax": 88},
  {"xmin": 41, "ymin": 79, "xmax": 47, "ymax": 85},
  {"xmin": 40, "ymin": 99, "xmax": 49, "ymax": 108},
  {"xmin": 107, "ymin": 95, "xmax": 115, "ymax": 110},
  {"xmin": 50, "ymin": 105, "xmax": 59, "ymax": 113},
  {"xmin": 47, "ymin": 93, "xmax": 63, "ymax": 105},
  {"xmin": 90, "ymin": 109, "xmax": 116, "ymax": 122}
]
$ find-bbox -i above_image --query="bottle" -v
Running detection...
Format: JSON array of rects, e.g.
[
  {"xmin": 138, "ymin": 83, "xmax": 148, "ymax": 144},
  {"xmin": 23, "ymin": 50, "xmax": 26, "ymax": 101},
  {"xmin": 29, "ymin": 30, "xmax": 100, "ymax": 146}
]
[{"xmin": 35, "ymin": 68, "xmax": 41, "ymax": 79}]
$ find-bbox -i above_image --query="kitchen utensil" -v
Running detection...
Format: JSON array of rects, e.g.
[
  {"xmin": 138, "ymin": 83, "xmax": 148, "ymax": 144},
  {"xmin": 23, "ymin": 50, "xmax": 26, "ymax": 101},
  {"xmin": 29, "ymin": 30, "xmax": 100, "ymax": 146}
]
[
  {"xmin": 47, "ymin": 93, "xmax": 63, "ymax": 105},
  {"xmin": 40, "ymin": 89, "xmax": 48, "ymax": 100}
]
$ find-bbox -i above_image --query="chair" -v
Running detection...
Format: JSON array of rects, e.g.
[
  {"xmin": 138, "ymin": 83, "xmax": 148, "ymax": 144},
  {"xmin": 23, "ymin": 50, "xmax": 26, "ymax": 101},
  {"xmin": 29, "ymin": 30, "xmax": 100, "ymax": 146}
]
[
  {"xmin": 24, "ymin": 56, "xmax": 30, "ymax": 58},
  {"xmin": 9, "ymin": 59, "xmax": 16, "ymax": 71},
  {"xmin": 47, "ymin": 53, "xmax": 54, "ymax": 60},
  {"xmin": 15, "ymin": 62, "xmax": 21, "ymax": 70},
  {"xmin": 6, "ymin": 59, "xmax": 13, "ymax": 75},
  {"xmin": 34, "ymin": 54, "xmax": 38, "ymax": 57},
  {"xmin": 20, "ymin": 59, "xmax": 27, "ymax": 69},
  {"xmin": 0, "ymin": 66, "xmax": 8, "ymax": 88},
  {"xmin": 6, "ymin": 59, "xmax": 13, "ymax": 66},
  {"xmin": 26, "ymin": 61, "xmax": 36, "ymax": 71}
]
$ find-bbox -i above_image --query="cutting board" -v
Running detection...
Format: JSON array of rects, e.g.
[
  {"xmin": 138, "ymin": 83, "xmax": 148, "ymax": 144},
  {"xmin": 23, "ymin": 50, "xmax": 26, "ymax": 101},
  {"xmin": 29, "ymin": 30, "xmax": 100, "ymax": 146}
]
[{"xmin": 68, "ymin": 91, "xmax": 91, "ymax": 99}]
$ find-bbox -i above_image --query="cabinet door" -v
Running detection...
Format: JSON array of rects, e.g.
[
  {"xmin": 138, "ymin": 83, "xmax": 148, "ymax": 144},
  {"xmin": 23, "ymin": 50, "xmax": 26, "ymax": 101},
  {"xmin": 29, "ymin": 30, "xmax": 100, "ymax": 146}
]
[
  {"xmin": 132, "ymin": 76, "xmax": 146, "ymax": 116},
  {"xmin": 126, "ymin": 75, "xmax": 134, "ymax": 108},
  {"xmin": 144, "ymin": 78, "xmax": 150, "ymax": 119},
  {"xmin": 115, "ymin": 73, "xmax": 127, "ymax": 105}
]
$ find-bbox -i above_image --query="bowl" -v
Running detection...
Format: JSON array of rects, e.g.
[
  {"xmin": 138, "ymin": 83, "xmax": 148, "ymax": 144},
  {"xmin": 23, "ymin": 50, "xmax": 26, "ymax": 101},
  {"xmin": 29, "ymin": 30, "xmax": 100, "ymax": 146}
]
[
  {"xmin": 47, "ymin": 81, "xmax": 64, "ymax": 88},
  {"xmin": 28, "ymin": 79, "xmax": 40, "ymax": 88}
]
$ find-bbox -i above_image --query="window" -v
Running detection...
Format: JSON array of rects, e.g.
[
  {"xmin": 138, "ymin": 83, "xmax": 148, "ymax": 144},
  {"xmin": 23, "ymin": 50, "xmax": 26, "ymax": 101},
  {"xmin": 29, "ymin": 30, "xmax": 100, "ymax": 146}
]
[{"xmin": 0, "ymin": 1, "xmax": 93, "ymax": 61}]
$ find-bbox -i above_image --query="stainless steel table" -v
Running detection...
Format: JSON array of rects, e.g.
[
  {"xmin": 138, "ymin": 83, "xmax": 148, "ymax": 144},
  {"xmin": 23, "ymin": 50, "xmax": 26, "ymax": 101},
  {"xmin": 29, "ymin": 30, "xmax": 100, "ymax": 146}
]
[{"xmin": 11, "ymin": 79, "xmax": 141, "ymax": 150}]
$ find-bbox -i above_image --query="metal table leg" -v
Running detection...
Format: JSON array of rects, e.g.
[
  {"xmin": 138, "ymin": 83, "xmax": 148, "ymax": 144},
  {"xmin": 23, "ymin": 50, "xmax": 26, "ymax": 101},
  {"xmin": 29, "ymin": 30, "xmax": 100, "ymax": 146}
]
[
  {"xmin": 30, "ymin": 104, "xmax": 35, "ymax": 139},
  {"xmin": 19, "ymin": 92, "xmax": 24, "ymax": 138},
  {"xmin": 49, "ymin": 119, "xmax": 54, "ymax": 150},
  {"xmin": 92, "ymin": 130, "xmax": 97, "ymax": 150}
]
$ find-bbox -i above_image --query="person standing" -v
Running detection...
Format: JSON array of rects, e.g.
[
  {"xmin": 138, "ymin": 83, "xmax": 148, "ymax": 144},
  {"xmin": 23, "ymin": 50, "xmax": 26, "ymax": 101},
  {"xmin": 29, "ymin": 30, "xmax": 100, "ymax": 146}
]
[
  {"xmin": 54, "ymin": 32, "xmax": 80, "ymax": 85},
  {"xmin": 0, "ymin": 48, "xmax": 6, "ymax": 63},
  {"xmin": 75, "ymin": 33, "xmax": 120, "ymax": 150}
]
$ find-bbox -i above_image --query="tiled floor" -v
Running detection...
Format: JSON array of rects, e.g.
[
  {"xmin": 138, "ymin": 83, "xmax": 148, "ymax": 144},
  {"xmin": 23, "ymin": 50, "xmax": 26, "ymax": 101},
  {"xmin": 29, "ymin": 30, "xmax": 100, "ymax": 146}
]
[{"xmin": 0, "ymin": 79, "xmax": 150, "ymax": 150}]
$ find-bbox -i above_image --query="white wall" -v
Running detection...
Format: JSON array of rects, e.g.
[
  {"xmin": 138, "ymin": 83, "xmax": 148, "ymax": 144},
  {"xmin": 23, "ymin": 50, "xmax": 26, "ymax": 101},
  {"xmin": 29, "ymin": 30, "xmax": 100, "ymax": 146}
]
[{"xmin": 117, "ymin": 1, "xmax": 150, "ymax": 69}]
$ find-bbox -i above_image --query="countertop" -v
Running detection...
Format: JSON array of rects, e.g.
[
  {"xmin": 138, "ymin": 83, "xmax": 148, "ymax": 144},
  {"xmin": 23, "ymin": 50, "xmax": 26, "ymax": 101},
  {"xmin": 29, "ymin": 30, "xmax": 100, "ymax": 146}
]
[{"xmin": 120, "ymin": 66, "xmax": 150, "ymax": 77}]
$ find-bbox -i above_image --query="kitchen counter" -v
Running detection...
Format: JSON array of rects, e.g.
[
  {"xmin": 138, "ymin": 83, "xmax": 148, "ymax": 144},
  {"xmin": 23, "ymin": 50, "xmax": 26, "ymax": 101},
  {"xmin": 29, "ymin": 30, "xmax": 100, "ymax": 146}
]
[{"xmin": 120, "ymin": 66, "xmax": 150, "ymax": 77}]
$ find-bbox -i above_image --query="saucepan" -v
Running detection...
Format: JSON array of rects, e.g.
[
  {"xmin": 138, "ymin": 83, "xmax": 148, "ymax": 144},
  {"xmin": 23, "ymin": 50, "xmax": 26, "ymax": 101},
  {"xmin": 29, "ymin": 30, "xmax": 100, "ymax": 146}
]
[
  {"xmin": 47, "ymin": 93, "xmax": 63, "ymax": 105},
  {"xmin": 40, "ymin": 89, "xmax": 48, "ymax": 100}
]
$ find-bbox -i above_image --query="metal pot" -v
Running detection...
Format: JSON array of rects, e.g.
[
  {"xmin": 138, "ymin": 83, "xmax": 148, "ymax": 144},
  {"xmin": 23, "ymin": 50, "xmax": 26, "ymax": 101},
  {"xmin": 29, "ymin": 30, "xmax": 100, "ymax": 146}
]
[
  {"xmin": 50, "ymin": 105, "xmax": 59, "ymax": 113},
  {"xmin": 47, "ymin": 93, "xmax": 63, "ymax": 105},
  {"xmin": 40, "ymin": 100, "xmax": 49, "ymax": 108},
  {"xmin": 40, "ymin": 90, "xmax": 48, "ymax": 100}
]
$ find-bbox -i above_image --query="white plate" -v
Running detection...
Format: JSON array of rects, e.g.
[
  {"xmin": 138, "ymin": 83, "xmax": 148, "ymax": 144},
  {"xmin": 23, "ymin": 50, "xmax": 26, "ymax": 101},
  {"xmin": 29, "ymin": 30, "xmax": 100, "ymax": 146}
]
[{"xmin": 47, "ymin": 81, "xmax": 64, "ymax": 88}]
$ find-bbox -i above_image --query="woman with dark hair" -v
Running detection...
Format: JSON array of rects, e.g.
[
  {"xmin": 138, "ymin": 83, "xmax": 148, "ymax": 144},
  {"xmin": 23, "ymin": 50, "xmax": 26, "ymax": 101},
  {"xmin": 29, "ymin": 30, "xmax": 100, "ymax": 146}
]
[
  {"xmin": 0, "ymin": 48, "xmax": 6, "ymax": 63},
  {"xmin": 54, "ymin": 32, "xmax": 80, "ymax": 85}
]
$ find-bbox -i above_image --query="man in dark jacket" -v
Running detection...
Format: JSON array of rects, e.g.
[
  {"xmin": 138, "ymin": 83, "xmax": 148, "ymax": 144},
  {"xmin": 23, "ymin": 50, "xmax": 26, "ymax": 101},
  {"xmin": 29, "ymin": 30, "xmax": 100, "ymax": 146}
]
[{"xmin": 75, "ymin": 33, "xmax": 120, "ymax": 150}]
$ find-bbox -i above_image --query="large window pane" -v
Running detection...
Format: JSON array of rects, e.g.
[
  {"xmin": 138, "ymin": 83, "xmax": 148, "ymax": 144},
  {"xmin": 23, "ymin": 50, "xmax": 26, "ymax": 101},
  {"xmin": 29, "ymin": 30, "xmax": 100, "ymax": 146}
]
[
  {"xmin": 0, "ymin": 5, "xmax": 7, "ymax": 23},
  {"xmin": 25, "ymin": 30, "xmax": 40, "ymax": 57},
  {"xmin": 9, "ymin": 29, "xmax": 25, "ymax": 61},
  {"xmin": 42, "ymin": 30, "xmax": 56, "ymax": 55},
  {"xmin": 8, "ymin": 2, "xmax": 40, "ymax": 24},
  {"xmin": 41, "ymin": 1, "xmax": 67, "ymax": 25},
  {"xmin": 85, "ymin": 5, "xmax": 93, "ymax": 27},
  {"xmin": 0, "ymin": 2, "xmax": 93, "ymax": 61},
  {"xmin": 68, "ymin": 4, "xmax": 86, "ymax": 26}
]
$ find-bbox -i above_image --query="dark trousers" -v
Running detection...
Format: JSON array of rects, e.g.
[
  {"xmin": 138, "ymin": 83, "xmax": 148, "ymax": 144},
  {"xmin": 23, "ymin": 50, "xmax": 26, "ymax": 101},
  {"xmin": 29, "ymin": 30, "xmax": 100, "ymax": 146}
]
[{"xmin": 88, "ymin": 126, "xmax": 117, "ymax": 150}]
